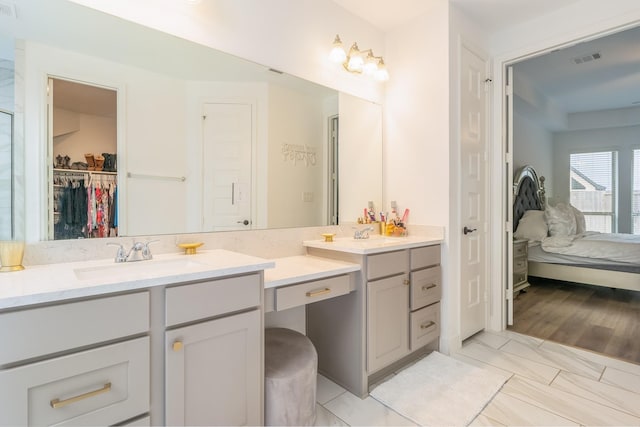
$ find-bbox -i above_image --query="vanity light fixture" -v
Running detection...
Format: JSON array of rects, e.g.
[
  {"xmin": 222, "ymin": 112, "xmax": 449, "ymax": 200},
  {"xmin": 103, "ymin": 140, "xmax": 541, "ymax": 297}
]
[{"xmin": 330, "ymin": 34, "xmax": 389, "ymax": 82}]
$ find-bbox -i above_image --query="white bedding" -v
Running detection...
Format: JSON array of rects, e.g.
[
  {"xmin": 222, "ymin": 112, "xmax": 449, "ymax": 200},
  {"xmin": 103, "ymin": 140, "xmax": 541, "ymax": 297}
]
[{"xmin": 540, "ymin": 232, "xmax": 640, "ymax": 266}]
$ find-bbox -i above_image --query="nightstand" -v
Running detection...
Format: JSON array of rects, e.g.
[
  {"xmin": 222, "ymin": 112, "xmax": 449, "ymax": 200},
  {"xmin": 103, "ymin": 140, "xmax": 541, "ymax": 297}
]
[{"xmin": 513, "ymin": 239, "xmax": 530, "ymax": 293}]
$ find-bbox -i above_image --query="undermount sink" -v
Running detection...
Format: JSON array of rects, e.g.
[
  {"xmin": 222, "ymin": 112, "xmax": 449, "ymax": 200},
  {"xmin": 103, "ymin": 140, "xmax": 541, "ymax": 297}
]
[{"xmin": 74, "ymin": 258, "xmax": 207, "ymax": 281}]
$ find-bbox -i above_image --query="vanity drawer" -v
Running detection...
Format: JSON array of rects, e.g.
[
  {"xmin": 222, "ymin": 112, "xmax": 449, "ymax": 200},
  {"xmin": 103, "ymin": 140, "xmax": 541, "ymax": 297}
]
[
  {"xmin": 166, "ymin": 273, "xmax": 261, "ymax": 326},
  {"xmin": 410, "ymin": 303, "xmax": 440, "ymax": 350},
  {"xmin": 410, "ymin": 245, "xmax": 441, "ymax": 270},
  {"xmin": 275, "ymin": 275, "xmax": 351, "ymax": 311},
  {"xmin": 367, "ymin": 250, "xmax": 406, "ymax": 280},
  {"xmin": 0, "ymin": 292, "xmax": 149, "ymax": 366},
  {"xmin": 0, "ymin": 337, "xmax": 149, "ymax": 426},
  {"xmin": 410, "ymin": 266, "xmax": 441, "ymax": 311}
]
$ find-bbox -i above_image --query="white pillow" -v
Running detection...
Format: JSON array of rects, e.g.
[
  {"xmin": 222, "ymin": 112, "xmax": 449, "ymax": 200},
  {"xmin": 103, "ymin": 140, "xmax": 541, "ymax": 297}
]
[
  {"xmin": 570, "ymin": 204, "xmax": 586, "ymax": 235},
  {"xmin": 514, "ymin": 210, "xmax": 548, "ymax": 242},
  {"xmin": 545, "ymin": 203, "xmax": 577, "ymax": 236}
]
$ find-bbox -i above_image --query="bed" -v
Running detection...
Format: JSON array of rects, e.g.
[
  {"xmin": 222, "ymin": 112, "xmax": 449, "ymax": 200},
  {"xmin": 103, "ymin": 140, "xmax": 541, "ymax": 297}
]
[{"xmin": 512, "ymin": 165, "xmax": 640, "ymax": 292}]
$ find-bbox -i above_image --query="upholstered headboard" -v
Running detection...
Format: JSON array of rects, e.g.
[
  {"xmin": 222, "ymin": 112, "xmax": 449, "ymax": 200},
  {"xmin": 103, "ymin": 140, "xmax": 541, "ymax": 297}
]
[{"xmin": 513, "ymin": 165, "xmax": 546, "ymax": 232}]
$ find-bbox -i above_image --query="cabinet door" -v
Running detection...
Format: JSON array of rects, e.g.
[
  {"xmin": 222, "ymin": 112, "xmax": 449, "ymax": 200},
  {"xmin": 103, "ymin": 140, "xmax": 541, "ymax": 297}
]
[
  {"xmin": 165, "ymin": 310, "xmax": 261, "ymax": 426},
  {"xmin": 367, "ymin": 275, "xmax": 409, "ymax": 373}
]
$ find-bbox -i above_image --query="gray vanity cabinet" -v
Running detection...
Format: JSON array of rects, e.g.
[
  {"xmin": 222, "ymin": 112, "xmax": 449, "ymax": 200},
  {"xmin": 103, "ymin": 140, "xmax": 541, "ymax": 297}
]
[
  {"xmin": 366, "ymin": 251, "xmax": 410, "ymax": 373},
  {"xmin": 0, "ymin": 292, "xmax": 150, "ymax": 426},
  {"xmin": 306, "ymin": 243, "xmax": 441, "ymax": 398},
  {"xmin": 164, "ymin": 274, "xmax": 263, "ymax": 426}
]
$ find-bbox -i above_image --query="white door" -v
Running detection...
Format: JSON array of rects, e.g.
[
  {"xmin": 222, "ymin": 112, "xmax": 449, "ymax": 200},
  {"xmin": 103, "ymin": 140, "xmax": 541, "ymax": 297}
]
[
  {"xmin": 460, "ymin": 45, "xmax": 489, "ymax": 340},
  {"xmin": 202, "ymin": 103, "xmax": 252, "ymax": 231}
]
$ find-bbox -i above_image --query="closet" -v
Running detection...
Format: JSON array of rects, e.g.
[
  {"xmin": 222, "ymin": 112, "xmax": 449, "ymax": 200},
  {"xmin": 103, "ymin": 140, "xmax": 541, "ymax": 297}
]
[{"xmin": 48, "ymin": 78, "xmax": 118, "ymax": 240}]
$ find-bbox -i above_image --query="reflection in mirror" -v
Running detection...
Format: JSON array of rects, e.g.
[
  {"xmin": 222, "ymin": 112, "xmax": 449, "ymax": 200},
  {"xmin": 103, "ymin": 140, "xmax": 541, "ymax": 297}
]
[
  {"xmin": 0, "ymin": 50, "xmax": 14, "ymax": 240},
  {"xmin": 1, "ymin": 0, "xmax": 382, "ymax": 241},
  {"xmin": 50, "ymin": 78, "xmax": 118, "ymax": 240}
]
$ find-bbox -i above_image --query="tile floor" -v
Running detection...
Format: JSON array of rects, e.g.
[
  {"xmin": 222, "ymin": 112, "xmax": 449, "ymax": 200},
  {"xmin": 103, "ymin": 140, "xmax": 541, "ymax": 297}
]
[{"xmin": 314, "ymin": 330, "xmax": 640, "ymax": 426}]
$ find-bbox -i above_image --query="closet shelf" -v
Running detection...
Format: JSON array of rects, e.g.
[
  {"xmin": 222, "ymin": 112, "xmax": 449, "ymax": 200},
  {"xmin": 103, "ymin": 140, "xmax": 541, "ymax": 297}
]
[{"xmin": 53, "ymin": 168, "xmax": 117, "ymax": 175}]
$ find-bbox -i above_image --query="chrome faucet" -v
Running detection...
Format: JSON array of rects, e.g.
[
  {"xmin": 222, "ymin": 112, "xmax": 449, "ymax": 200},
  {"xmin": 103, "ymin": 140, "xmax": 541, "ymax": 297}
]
[
  {"xmin": 108, "ymin": 240, "xmax": 157, "ymax": 263},
  {"xmin": 353, "ymin": 226, "xmax": 374, "ymax": 239}
]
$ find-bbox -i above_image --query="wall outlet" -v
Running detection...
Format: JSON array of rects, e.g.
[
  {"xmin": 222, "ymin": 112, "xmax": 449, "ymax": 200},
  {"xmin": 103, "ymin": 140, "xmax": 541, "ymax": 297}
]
[{"xmin": 302, "ymin": 192, "xmax": 313, "ymax": 202}]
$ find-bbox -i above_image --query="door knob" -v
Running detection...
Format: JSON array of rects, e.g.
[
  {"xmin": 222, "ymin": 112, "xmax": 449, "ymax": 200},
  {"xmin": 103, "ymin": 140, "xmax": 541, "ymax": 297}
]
[
  {"xmin": 463, "ymin": 226, "xmax": 477, "ymax": 235},
  {"xmin": 237, "ymin": 219, "xmax": 250, "ymax": 225}
]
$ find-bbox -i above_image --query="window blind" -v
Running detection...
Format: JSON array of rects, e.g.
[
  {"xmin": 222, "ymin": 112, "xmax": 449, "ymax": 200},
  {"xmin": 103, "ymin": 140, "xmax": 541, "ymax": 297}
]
[{"xmin": 569, "ymin": 151, "xmax": 617, "ymax": 233}]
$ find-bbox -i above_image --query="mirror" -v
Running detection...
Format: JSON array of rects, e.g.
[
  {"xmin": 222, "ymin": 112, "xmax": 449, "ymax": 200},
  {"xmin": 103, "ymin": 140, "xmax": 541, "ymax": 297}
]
[
  {"xmin": 0, "ymin": 0, "xmax": 382, "ymax": 241},
  {"xmin": 0, "ymin": 63, "xmax": 14, "ymax": 240}
]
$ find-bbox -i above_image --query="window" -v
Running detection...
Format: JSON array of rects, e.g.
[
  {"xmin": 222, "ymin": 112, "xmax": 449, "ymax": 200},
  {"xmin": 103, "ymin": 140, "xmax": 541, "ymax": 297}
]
[
  {"xmin": 634, "ymin": 149, "xmax": 640, "ymax": 234},
  {"xmin": 569, "ymin": 151, "xmax": 617, "ymax": 233}
]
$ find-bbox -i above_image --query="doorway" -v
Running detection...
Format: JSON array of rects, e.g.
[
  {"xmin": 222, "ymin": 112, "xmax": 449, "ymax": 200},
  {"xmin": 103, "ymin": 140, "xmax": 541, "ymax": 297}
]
[
  {"xmin": 47, "ymin": 77, "xmax": 118, "ymax": 240},
  {"xmin": 499, "ymin": 25, "xmax": 640, "ymax": 361}
]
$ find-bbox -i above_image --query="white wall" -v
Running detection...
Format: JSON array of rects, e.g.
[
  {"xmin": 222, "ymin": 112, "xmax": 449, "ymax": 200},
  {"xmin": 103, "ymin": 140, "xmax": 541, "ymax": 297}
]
[
  {"xmin": 384, "ymin": 1, "xmax": 450, "ymax": 227},
  {"xmin": 52, "ymin": 109, "xmax": 116, "ymax": 164},
  {"xmin": 513, "ymin": 110, "xmax": 554, "ymax": 193},
  {"xmin": 338, "ymin": 93, "xmax": 382, "ymax": 224},
  {"xmin": 69, "ymin": 0, "xmax": 385, "ymax": 104},
  {"xmin": 267, "ymin": 83, "xmax": 328, "ymax": 228}
]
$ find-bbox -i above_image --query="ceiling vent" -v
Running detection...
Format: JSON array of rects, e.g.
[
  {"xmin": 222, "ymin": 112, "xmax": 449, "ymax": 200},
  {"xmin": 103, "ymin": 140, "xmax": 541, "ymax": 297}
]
[
  {"xmin": 0, "ymin": 1, "xmax": 16, "ymax": 19},
  {"xmin": 572, "ymin": 52, "xmax": 602, "ymax": 64}
]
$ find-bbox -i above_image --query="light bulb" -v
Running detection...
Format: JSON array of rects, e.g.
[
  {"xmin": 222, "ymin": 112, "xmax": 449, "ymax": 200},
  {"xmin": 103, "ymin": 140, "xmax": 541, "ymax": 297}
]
[
  {"xmin": 362, "ymin": 53, "xmax": 378, "ymax": 75},
  {"xmin": 347, "ymin": 55, "xmax": 364, "ymax": 72},
  {"xmin": 375, "ymin": 59, "xmax": 389, "ymax": 82},
  {"xmin": 330, "ymin": 35, "xmax": 347, "ymax": 63}
]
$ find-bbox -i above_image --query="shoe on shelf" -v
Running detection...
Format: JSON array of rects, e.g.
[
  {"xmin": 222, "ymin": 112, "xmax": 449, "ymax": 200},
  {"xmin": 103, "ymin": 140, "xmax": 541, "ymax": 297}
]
[
  {"xmin": 94, "ymin": 155, "xmax": 105, "ymax": 171},
  {"xmin": 85, "ymin": 153, "xmax": 95, "ymax": 171}
]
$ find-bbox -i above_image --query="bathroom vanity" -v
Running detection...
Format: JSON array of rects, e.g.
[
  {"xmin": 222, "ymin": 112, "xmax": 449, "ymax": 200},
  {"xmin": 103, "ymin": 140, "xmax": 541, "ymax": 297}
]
[
  {"xmin": 0, "ymin": 250, "xmax": 274, "ymax": 426},
  {"xmin": 0, "ymin": 233, "xmax": 442, "ymax": 424},
  {"xmin": 303, "ymin": 235, "xmax": 443, "ymax": 398}
]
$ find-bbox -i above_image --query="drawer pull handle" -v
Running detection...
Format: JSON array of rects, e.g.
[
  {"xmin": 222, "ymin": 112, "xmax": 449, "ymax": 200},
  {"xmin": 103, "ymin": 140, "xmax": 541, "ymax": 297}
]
[
  {"xmin": 306, "ymin": 288, "xmax": 331, "ymax": 298},
  {"xmin": 50, "ymin": 382, "xmax": 111, "ymax": 409},
  {"xmin": 422, "ymin": 284, "xmax": 437, "ymax": 291},
  {"xmin": 173, "ymin": 341, "xmax": 184, "ymax": 352},
  {"xmin": 403, "ymin": 279, "xmax": 410, "ymax": 286},
  {"xmin": 420, "ymin": 321, "xmax": 436, "ymax": 330}
]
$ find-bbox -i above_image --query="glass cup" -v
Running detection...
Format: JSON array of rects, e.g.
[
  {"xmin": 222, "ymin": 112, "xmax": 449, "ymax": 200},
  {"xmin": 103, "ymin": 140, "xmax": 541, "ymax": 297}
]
[{"xmin": 0, "ymin": 240, "xmax": 25, "ymax": 272}]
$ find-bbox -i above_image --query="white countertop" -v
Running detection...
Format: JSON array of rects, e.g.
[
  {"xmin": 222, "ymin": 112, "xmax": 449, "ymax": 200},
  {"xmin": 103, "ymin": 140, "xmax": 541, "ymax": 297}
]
[
  {"xmin": 303, "ymin": 234, "xmax": 442, "ymax": 254},
  {"xmin": 0, "ymin": 249, "xmax": 275, "ymax": 310},
  {"xmin": 264, "ymin": 255, "xmax": 360, "ymax": 289}
]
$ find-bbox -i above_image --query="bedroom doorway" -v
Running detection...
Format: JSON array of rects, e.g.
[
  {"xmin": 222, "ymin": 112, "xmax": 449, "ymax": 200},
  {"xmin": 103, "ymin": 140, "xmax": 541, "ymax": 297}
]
[{"xmin": 501, "ymin": 24, "xmax": 640, "ymax": 363}]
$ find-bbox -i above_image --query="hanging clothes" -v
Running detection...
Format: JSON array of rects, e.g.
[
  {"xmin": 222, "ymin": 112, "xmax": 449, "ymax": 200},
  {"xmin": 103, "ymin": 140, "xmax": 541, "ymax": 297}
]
[
  {"xmin": 54, "ymin": 178, "xmax": 88, "ymax": 240},
  {"xmin": 53, "ymin": 170, "xmax": 117, "ymax": 240}
]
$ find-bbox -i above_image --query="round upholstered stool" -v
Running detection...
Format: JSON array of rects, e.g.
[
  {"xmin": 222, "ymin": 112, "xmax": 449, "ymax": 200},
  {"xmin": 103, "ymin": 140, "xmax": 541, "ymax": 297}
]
[{"xmin": 264, "ymin": 328, "xmax": 318, "ymax": 426}]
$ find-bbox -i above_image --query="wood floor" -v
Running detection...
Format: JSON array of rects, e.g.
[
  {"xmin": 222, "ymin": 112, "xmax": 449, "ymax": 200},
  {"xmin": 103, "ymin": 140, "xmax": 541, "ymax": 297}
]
[{"xmin": 508, "ymin": 276, "xmax": 640, "ymax": 364}]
